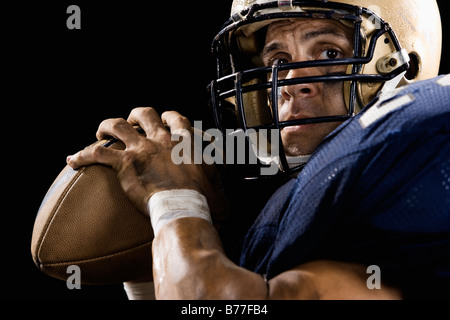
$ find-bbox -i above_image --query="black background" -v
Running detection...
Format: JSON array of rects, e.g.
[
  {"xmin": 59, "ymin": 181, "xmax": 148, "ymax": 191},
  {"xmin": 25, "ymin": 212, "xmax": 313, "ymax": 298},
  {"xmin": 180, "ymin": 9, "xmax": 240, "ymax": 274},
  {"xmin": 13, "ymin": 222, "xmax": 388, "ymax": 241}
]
[{"xmin": 3, "ymin": 0, "xmax": 449, "ymax": 300}]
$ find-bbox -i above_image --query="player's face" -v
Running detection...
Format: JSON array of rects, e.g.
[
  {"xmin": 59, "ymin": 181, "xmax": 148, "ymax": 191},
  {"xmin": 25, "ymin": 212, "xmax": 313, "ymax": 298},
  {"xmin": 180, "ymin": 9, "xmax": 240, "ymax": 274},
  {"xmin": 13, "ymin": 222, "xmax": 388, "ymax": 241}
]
[{"xmin": 262, "ymin": 19, "xmax": 354, "ymax": 156}]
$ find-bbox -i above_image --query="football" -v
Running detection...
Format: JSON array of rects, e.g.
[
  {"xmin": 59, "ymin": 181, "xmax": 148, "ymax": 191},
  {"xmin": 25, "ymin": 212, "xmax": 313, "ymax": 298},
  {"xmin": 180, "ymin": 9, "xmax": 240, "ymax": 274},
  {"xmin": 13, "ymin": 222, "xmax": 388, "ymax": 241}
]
[{"xmin": 31, "ymin": 138, "xmax": 154, "ymax": 285}]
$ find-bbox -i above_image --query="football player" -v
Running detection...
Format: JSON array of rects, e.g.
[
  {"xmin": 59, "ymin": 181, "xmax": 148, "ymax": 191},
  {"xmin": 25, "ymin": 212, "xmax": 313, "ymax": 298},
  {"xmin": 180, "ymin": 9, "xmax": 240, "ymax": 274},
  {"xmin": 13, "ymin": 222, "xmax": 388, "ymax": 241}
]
[{"xmin": 67, "ymin": 0, "xmax": 449, "ymax": 299}]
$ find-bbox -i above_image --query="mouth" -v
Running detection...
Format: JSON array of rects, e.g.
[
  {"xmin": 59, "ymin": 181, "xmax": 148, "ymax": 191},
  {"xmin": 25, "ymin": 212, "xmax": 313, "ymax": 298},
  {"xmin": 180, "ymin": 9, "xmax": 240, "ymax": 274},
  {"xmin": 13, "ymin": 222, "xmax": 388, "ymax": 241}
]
[
  {"xmin": 279, "ymin": 114, "xmax": 318, "ymax": 131},
  {"xmin": 279, "ymin": 112, "xmax": 350, "ymax": 129},
  {"xmin": 281, "ymin": 123, "xmax": 318, "ymax": 135}
]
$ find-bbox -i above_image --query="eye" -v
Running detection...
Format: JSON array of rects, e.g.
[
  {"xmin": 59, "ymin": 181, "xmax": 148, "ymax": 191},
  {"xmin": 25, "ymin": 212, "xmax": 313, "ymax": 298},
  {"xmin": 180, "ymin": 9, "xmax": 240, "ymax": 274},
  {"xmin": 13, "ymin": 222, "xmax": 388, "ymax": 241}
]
[
  {"xmin": 319, "ymin": 49, "xmax": 341, "ymax": 60},
  {"xmin": 270, "ymin": 57, "xmax": 289, "ymax": 66}
]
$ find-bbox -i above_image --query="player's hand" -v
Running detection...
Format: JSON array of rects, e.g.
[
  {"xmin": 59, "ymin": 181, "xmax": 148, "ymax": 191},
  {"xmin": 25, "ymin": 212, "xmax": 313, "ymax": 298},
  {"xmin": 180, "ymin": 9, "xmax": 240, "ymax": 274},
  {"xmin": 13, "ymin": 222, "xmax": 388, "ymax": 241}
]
[{"xmin": 66, "ymin": 107, "xmax": 226, "ymax": 218}]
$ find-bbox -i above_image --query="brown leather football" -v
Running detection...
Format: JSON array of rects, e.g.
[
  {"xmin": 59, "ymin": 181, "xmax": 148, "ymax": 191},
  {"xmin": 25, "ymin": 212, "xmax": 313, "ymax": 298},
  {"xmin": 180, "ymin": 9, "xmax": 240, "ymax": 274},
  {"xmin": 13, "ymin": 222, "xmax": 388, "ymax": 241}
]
[{"xmin": 31, "ymin": 138, "xmax": 154, "ymax": 285}]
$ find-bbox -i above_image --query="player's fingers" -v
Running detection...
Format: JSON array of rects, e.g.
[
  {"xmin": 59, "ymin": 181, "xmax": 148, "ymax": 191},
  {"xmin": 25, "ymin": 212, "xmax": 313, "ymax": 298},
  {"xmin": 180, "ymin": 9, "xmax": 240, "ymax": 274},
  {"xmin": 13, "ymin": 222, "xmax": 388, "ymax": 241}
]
[
  {"xmin": 96, "ymin": 118, "xmax": 143, "ymax": 146},
  {"xmin": 161, "ymin": 111, "xmax": 193, "ymax": 136},
  {"xmin": 127, "ymin": 107, "xmax": 169, "ymax": 140},
  {"xmin": 66, "ymin": 145, "xmax": 120, "ymax": 170}
]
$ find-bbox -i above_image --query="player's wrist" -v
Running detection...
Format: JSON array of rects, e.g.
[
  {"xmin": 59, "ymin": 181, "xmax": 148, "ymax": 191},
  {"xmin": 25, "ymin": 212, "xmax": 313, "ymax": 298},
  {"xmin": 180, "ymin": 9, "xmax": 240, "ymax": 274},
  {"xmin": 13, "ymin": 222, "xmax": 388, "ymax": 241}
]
[{"xmin": 148, "ymin": 189, "xmax": 212, "ymax": 235}]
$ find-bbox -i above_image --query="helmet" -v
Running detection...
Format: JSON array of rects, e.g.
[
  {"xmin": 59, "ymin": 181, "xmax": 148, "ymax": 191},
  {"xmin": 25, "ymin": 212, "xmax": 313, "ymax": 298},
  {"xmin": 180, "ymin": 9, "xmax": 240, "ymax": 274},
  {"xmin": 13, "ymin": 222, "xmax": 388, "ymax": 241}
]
[{"xmin": 210, "ymin": 0, "xmax": 442, "ymax": 177}]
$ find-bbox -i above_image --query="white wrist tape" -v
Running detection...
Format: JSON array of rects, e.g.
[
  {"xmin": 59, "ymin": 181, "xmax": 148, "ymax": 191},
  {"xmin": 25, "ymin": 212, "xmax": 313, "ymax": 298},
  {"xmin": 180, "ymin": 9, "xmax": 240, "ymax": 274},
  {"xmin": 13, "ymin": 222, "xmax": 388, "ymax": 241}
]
[
  {"xmin": 148, "ymin": 189, "xmax": 212, "ymax": 235},
  {"xmin": 123, "ymin": 281, "xmax": 155, "ymax": 300}
]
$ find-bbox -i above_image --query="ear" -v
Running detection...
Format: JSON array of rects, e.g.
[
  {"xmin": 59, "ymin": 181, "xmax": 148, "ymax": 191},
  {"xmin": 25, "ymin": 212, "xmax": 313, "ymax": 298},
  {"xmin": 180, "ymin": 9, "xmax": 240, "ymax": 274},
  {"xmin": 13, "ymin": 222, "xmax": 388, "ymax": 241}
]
[{"xmin": 404, "ymin": 52, "xmax": 421, "ymax": 81}]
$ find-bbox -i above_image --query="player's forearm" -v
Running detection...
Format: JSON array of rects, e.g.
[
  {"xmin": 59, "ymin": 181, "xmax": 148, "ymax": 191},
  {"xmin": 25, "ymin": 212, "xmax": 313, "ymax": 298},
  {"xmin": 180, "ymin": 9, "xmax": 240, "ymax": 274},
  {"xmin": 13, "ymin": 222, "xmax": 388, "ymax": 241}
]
[{"xmin": 152, "ymin": 218, "xmax": 268, "ymax": 300}]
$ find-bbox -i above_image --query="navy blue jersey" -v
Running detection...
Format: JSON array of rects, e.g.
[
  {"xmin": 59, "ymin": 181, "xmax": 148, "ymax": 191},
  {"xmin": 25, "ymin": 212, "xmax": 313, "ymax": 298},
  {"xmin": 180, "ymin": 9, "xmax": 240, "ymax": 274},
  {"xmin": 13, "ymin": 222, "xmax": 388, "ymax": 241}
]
[{"xmin": 240, "ymin": 75, "xmax": 450, "ymax": 299}]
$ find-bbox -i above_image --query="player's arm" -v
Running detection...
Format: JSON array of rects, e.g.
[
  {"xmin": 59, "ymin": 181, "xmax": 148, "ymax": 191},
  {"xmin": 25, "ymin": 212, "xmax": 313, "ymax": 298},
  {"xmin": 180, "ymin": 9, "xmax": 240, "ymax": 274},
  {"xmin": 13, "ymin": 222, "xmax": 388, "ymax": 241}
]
[{"xmin": 152, "ymin": 211, "xmax": 401, "ymax": 300}]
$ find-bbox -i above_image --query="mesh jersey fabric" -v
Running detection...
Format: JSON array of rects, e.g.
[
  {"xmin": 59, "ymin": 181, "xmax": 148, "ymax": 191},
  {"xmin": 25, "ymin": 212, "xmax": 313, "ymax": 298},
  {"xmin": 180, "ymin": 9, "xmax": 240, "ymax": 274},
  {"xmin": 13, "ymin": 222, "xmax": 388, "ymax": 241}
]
[{"xmin": 239, "ymin": 75, "xmax": 450, "ymax": 299}]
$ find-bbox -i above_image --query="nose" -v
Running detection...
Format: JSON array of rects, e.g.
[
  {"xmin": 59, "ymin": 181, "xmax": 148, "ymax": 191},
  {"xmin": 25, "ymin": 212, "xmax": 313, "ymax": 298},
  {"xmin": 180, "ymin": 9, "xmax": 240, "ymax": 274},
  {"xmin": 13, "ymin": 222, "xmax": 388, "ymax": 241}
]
[{"xmin": 280, "ymin": 68, "xmax": 319, "ymax": 101}]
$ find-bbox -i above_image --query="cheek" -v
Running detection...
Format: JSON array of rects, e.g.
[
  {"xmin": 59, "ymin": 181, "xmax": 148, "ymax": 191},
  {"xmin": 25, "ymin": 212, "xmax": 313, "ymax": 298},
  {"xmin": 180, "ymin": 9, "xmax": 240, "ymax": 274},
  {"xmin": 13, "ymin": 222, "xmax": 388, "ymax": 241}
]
[{"xmin": 322, "ymin": 81, "xmax": 348, "ymax": 115}]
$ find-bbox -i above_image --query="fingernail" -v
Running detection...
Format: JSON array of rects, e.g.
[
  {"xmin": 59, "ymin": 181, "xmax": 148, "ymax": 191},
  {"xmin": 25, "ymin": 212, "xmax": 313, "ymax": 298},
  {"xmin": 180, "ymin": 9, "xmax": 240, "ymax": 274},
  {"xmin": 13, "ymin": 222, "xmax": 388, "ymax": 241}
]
[{"xmin": 66, "ymin": 155, "xmax": 72, "ymax": 163}]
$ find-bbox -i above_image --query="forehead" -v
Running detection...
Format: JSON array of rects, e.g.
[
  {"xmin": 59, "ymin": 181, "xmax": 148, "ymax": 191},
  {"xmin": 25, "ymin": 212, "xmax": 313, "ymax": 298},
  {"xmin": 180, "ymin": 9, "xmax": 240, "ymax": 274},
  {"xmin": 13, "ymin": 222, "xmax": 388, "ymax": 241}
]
[{"xmin": 265, "ymin": 18, "xmax": 354, "ymax": 43}]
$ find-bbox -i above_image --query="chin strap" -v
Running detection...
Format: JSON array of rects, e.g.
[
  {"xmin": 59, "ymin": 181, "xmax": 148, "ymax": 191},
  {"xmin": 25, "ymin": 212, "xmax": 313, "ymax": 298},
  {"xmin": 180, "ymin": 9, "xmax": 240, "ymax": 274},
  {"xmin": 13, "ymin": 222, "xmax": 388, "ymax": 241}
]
[{"xmin": 286, "ymin": 155, "xmax": 311, "ymax": 169}]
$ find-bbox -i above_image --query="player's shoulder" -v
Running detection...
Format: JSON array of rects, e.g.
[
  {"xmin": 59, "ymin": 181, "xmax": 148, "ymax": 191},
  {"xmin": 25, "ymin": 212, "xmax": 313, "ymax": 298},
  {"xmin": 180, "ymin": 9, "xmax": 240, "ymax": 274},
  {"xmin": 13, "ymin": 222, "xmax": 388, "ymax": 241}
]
[
  {"xmin": 333, "ymin": 74, "xmax": 450, "ymax": 147},
  {"xmin": 358, "ymin": 74, "xmax": 450, "ymax": 131},
  {"xmin": 305, "ymin": 75, "xmax": 450, "ymax": 176}
]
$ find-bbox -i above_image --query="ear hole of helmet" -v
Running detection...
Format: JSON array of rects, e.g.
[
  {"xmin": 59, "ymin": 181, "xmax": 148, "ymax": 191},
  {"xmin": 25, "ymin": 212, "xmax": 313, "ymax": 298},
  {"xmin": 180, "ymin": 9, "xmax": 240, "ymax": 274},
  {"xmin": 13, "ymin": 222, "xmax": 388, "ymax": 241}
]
[{"xmin": 405, "ymin": 52, "xmax": 421, "ymax": 81}]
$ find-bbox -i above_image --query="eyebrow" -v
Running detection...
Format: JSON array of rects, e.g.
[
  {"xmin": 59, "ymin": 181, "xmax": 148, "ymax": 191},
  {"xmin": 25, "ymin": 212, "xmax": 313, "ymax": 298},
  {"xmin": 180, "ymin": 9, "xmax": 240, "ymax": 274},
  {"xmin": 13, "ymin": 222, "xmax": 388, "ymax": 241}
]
[
  {"xmin": 261, "ymin": 42, "xmax": 285, "ymax": 62},
  {"xmin": 303, "ymin": 27, "xmax": 349, "ymax": 41},
  {"xmin": 261, "ymin": 27, "xmax": 350, "ymax": 62}
]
